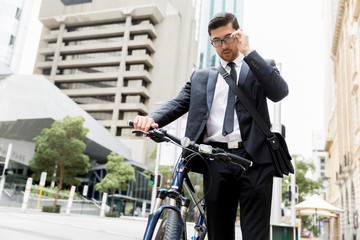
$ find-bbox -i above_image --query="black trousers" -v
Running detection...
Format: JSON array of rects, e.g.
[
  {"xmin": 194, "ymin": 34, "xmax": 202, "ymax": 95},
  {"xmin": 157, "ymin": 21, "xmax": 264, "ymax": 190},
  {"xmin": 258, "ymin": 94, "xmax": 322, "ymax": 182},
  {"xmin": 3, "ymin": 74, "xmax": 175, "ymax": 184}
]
[{"xmin": 203, "ymin": 148, "xmax": 275, "ymax": 240}]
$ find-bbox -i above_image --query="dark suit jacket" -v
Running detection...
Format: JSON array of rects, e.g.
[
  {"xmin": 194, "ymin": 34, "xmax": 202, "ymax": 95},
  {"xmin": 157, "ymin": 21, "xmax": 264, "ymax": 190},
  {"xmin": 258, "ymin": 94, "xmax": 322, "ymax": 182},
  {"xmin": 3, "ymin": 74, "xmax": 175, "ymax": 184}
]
[{"xmin": 149, "ymin": 50, "xmax": 289, "ymax": 165}]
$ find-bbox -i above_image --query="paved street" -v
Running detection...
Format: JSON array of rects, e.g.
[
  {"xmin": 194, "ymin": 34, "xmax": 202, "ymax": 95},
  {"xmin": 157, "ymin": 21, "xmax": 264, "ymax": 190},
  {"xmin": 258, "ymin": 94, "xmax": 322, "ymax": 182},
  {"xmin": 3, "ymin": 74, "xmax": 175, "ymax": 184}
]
[
  {"xmin": 0, "ymin": 206, "xmax": 147, "ymax": 240},
  {"xmin": 0, "ymin": 206, "xmax": 243, "ymax": 240}
]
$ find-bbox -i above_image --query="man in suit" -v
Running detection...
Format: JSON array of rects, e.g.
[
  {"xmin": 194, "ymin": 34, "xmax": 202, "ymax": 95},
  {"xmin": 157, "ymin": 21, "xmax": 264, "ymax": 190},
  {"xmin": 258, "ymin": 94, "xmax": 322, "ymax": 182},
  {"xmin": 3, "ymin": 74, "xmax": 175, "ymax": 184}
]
[{"xmin": 134, "ymin": 12, "xmax": 288, "ymax": 240}]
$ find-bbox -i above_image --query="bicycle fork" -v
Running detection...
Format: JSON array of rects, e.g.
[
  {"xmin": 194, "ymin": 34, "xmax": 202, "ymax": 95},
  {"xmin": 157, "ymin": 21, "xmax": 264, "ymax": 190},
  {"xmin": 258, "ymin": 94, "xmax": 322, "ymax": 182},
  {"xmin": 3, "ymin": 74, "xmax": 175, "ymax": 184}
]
[{"xmin": 143, "ymin": 188, "xmax": 190, "ymax": 240}]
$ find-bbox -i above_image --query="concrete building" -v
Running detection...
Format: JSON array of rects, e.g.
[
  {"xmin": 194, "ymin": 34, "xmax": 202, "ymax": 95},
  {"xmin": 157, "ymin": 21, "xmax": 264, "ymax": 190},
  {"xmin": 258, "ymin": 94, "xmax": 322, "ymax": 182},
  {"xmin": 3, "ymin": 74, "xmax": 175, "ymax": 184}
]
[
  {"xmin": 312, "ymin": 130, "xmax": 327, "ymax": 183},
  {"xmin": 324, "ymin": 0, "xmax": 360, "ymax": 239},
  {"xmin": 198, "ymin": 0, "xmax": 244, "ymax": 69},
  {"xmin": 33, "ymin": 0, "xmax": 201, "ymax": 165},
  {"xmin": 0, "ymin": 67, "xmax": 152, "ymax": 215},
  {"xmin": 0, "ymin": 0, "xmax": 35, "ymax": 72}
]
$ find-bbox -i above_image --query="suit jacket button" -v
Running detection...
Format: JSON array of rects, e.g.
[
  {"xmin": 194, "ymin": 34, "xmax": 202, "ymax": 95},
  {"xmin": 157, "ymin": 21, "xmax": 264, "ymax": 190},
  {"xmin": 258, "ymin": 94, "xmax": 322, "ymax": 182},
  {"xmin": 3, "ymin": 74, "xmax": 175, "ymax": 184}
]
[{"xmin": 203, "ymin": 115, "xmax": 208, "ymax": 120}]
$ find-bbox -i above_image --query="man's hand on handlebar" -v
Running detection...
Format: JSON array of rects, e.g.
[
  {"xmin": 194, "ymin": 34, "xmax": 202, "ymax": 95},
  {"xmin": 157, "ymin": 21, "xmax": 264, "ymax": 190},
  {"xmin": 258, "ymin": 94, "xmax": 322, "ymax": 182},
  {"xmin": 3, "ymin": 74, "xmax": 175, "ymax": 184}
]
[{"xmin": 134, "ymin": 116, "xmax": 159, "ymax": 137}]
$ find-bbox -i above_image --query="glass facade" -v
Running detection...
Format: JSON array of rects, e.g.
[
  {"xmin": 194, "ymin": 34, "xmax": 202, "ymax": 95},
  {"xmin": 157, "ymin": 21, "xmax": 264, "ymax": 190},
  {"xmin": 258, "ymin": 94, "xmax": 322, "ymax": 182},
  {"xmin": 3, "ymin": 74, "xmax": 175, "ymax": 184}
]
[{"xmin": 85, "ymin": 164, "xmax": 152, "ymax": 216}]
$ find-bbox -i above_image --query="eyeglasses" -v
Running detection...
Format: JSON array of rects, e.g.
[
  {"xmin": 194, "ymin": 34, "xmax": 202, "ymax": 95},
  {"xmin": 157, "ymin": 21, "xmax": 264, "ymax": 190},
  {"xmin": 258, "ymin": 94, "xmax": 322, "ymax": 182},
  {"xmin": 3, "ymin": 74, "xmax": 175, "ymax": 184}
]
[{"xmin": 210, "ymin": 36, "xmax": 235, "ymax": 48}]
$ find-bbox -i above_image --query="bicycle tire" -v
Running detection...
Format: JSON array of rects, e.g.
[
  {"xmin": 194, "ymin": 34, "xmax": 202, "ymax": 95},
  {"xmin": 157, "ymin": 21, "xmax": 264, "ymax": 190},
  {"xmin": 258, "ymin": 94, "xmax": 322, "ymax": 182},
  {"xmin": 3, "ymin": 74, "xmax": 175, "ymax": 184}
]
[{"xmin": 154, "ymin": 209, "xmax": 180, "ymax": 240}]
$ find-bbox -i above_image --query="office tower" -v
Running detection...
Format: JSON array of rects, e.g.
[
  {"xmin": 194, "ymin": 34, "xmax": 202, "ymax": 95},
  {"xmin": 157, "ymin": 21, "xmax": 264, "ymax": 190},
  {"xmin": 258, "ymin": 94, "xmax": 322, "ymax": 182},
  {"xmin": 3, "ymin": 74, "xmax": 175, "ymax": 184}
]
[
  {"xmin": 34, "ymin": 0, "xmax": 201, "ymax": 164},
  {"xmin": 0, "ymin": 0, "xmax": 35, "ymax": 72}
]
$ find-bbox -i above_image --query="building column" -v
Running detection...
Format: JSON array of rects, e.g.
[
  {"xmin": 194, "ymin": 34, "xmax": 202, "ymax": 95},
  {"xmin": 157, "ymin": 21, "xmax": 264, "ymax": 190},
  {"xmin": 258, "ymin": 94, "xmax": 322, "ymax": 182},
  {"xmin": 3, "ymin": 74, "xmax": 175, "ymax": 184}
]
[
  {"xmin": 111, "ymin": 15, "xmax": 132, "ymax": 136},
  {"xmin": 49, "ymin": 23, "xmax": 65, "ymax": 83}
]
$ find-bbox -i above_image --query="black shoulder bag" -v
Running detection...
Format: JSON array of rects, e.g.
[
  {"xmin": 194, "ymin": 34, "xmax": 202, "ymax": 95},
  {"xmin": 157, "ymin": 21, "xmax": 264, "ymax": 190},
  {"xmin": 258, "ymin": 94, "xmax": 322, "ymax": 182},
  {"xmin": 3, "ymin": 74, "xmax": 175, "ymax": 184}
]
[{"xmin": 216, "ymin": 65, "xmax": 294, "ymax": 178}]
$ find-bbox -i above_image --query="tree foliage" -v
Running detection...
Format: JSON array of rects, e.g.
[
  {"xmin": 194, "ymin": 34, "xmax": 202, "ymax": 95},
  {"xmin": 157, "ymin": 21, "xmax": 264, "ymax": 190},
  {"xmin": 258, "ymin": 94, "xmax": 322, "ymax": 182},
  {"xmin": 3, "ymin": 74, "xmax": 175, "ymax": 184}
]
[
  {"xmin": 282, "ymin": 154, "xmax": 323, "ymax": 204},
  {"xmin": 30, "ymin": 116, "xmax": 90, "ymax": 206},
  {"xmin": 282, "ymin": 155, "xmax": 323, "ymax": 232},
  {"xmin": 95, "ymin": 152, "xmax": 136, "ymax": 213}
]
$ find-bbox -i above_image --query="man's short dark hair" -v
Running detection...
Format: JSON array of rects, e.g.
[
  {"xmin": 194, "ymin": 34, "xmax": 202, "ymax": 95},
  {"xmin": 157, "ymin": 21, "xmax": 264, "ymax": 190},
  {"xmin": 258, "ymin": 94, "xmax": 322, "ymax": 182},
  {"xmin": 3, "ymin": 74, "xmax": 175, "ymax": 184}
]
[{"xmin": 208, "ymin": 12, "xmax": 240, "ymax": 36}]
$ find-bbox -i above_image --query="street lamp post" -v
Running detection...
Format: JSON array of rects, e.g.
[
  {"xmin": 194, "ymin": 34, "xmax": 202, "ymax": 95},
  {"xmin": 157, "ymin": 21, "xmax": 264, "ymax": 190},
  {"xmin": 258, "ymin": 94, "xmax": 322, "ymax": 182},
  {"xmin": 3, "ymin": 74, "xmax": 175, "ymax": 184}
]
[
  {"xmin": 150, "ymin": 102, "xmax": 164, "ymax": 213},
  {"xmin": 150, "ymin": 142, "xmax": 161, "ymax": 213},
  {"xmin": 270, "ymin": 102, "xmax": 282, "ymax": 226}
]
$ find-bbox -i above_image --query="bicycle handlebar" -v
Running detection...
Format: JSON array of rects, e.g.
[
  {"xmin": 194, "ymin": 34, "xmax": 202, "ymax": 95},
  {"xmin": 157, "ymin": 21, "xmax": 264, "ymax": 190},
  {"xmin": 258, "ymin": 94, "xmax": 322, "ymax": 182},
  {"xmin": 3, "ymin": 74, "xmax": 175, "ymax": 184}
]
[{"xmin": 128, "ymin": 120, "xmax": 253, "ymax": 167}]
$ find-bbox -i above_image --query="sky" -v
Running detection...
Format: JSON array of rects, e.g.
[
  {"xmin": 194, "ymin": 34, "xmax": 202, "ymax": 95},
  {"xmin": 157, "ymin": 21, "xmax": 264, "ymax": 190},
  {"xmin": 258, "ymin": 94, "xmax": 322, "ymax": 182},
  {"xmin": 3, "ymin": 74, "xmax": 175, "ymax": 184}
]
[
  {"xmin": 243, "ymin": 0, "xmax": 326, "ymax": 158},
  {"xmin": 19, "ymin": 0, "xmax": 327, "ymax": 158}
]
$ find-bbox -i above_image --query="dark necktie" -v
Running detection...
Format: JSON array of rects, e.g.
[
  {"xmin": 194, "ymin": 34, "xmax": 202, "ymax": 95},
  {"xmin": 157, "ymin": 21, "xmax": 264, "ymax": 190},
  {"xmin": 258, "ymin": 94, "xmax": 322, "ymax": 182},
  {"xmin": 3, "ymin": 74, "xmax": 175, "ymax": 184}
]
[{"xmin": 222, "ymin": 62, "xmax": 237, "ymax": 136}]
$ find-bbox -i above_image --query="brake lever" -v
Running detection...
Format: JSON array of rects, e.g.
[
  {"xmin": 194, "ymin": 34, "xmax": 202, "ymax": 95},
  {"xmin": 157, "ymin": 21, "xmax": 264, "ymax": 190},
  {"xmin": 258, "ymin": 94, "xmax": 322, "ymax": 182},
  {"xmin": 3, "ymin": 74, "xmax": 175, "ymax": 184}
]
[
  {"xmin": 132, "ymin": 130, "xmax": 148, "ymax": 135},
  {"xmin": 148, "ymin": 129, "xmax": 168, "ymax": 143},
  {"xmin": 210, "ymin": 152, "xmax": 246, "ymax": 170}
]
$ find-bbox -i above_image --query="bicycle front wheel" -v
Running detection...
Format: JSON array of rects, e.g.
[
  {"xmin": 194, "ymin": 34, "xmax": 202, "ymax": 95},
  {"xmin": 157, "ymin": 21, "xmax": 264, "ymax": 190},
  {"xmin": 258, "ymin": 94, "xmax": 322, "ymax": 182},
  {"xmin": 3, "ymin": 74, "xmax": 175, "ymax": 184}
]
[{"xmin": 154, "ymin": 209, "xmax": 181, "ymax": 240}]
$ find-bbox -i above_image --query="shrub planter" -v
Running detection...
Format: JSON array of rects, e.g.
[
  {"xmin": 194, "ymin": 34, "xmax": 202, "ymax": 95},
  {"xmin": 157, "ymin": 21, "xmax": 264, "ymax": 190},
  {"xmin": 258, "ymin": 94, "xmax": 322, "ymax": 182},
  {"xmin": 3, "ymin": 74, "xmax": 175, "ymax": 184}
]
[
  {"xmin": 42, "ymin": 205, "xmax": 61, "ymax": 213},
  {"xmin": 105, "ymin": 212, "xmax": 118, "ymax": 218}
]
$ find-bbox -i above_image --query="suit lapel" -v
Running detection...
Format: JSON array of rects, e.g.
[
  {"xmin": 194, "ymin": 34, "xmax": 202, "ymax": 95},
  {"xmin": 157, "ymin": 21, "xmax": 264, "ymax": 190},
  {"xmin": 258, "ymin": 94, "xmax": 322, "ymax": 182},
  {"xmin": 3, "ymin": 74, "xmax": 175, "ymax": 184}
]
[
  {"xmin": 206, "ymin": 68, "xmax": 218, "ymax": 111},
  {"xmin": 238, "ymin": 61, "xmax": 250, "ymax": 87}
]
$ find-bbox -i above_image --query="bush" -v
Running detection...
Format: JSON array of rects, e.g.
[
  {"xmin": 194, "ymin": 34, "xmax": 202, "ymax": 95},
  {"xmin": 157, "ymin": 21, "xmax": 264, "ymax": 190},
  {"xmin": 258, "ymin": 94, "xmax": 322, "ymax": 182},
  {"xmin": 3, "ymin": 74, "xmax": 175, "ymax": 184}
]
[
  {"xmin": 42, "ymin": 205, "xmax": 61, "ymax": 213},
  {"xmin": 31, "ymin": 185, "xmax": 81, "ymax": 199},
  {"xmin": 105, "ymin": 212, "xmax": 118, "ymax": 218}
]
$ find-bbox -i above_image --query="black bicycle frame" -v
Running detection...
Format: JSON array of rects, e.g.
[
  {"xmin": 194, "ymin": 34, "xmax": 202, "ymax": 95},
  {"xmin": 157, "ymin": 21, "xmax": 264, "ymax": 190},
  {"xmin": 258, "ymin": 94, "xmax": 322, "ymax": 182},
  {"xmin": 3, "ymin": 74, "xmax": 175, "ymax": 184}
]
[{"xmin": 143, "ymin": 156, "xmax": 206, "ymax": 240}]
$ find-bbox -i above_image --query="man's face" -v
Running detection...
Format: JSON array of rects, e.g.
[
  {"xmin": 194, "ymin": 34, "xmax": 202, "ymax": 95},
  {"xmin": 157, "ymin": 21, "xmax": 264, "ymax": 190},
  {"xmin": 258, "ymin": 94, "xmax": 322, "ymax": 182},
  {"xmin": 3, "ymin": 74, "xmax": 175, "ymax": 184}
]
[{"xmin": 210, "ymin": 22, "xmax": 240, "ymax": 62}]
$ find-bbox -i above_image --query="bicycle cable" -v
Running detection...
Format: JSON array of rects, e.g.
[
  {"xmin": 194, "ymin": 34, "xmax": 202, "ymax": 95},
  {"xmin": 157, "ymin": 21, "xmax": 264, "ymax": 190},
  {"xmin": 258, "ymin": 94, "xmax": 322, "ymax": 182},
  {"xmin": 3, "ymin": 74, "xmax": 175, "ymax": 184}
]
[{"xmin": 164, "ymin": 137, "xmax": 213, "ymax": 220}]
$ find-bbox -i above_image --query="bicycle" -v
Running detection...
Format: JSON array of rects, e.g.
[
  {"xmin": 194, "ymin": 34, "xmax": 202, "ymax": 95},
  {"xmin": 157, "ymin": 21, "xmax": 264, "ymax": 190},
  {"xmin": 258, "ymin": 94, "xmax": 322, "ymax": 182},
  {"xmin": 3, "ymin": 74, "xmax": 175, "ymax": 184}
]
[{"xmin": 128, "ymin": 121, "xmax": 253, "ymax": 240}]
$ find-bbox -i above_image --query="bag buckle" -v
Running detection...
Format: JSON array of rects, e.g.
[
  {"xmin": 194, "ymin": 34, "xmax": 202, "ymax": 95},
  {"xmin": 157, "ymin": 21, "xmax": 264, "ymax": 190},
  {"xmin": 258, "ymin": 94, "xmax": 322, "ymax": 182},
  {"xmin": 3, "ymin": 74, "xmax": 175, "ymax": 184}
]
[
  {"xmin": 227, "ymin": 141, "xmax": 239, "ymax": 149},
  {"xmin": 267, "ymin": 134, "xmax": 279, "ymax": 150}
]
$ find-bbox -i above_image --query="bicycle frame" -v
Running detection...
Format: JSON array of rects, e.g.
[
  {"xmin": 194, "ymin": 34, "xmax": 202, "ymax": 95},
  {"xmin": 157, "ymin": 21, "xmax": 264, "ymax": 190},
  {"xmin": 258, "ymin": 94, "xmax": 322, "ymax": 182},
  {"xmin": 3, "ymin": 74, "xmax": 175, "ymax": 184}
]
[
  {"xmin": 143, "ymin": 156, "xmax": 207, "ymax": 240},
  {"xmin": 128, "ymin": 120, "xmax": 252, "ymax": 240}
]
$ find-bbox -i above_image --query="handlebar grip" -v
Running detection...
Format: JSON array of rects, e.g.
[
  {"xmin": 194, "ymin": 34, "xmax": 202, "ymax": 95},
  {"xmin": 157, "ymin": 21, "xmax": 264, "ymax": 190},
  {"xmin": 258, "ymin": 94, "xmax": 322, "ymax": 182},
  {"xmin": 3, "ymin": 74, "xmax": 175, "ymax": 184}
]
[{"xmin": 227, "ymin": 152, "xmax": 253, "ymax": 167}]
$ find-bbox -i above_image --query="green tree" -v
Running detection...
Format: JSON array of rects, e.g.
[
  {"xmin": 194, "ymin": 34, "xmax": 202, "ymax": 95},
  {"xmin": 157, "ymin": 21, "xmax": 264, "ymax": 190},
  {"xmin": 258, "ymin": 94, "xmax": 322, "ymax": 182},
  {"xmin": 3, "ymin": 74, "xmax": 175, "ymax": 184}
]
[
  {"xmin": 95, "ymin": 152, "xmax": 136, "ymax": 213},
  {"xmin": 282, "ymin": 155, "xmax": 323, "ymax": 232},
  {"xmin": 30, "ymin": 116, "xmax": 90, "ymax": 206},
  {"xmin": 282, "ymin": 155, "xmax": 323, "ymax": 204}
]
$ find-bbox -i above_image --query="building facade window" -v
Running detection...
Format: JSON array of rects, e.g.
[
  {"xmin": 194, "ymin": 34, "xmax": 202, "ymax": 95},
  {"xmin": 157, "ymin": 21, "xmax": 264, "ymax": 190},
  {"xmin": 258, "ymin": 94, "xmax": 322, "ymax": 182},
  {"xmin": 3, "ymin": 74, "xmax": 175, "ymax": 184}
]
[
  {"xmin": 47, "ymin": 41, "xmax": 57, "ymax": 47},
  {"xmin": 66, "ymin": 21, "xmax": 125, "ymax": 32},
  {"xmin": 9, "ymin": 35, "xmax": 15, "ymax": 47},
  {"xmin": 126, "ymin": 64, "xmax": 149, "ymax": 71},
  {"xmin": 123, "ymin": 79, "xmax": 147, "ymax": 87},
  {"xmin": 15, "ymin": 7, "xmax": 22, "ymax": 20},
  {"xmin": 55, "ymin": 80, "xmax": 117, "ymax": 89},
  {"xmin": 71, "ymin": 95, "xmax": 115, "ymax": 104},
  {"xmin": 42, "ymin": 69, "xmax": 51, "ymax": 75},
  {"xmin": 59, "ymin": 65, "xmax": 119, "ymax": 75},
  {"xmin": 119, "ymin": 111, "xmax": 143, "ymax": 120},
  {"xmin": 50, "ymin": 28, "xmax": 59, "ymax": 34},
  {"xmin": 62, "ymin": 50, "xmax": 121, "ymax": 60},
  {"xmin": 65, "ymin": 36, "xmax": 123, "ymax": 46},
  {"xmin": 121, "ymin": 95, "xmax": 146, "ymax": 104},
  {"xmin": 87, "ymin": 111, "xmax": 112, "ymax": 120},
  {"xmin": 131, "ymin": 18, "xmax": 153, "ymax": 25},
  {"xmin": 45, "ymin": 55, "xmax": 54, "ymax": 61},
  {"xmin": 130, "ymin": 33, "xmax": 151, "ymax": 40},
  {"xmin": 129, "ymin": 49, "xmax": 148, "ymax": 56}
]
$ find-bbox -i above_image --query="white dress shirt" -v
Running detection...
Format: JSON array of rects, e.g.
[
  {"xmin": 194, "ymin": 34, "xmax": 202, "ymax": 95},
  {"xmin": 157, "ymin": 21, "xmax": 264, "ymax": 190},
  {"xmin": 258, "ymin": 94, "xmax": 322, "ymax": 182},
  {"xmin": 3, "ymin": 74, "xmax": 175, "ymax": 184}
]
[{"xmin": 203, "ymin": 54, "xmax": 244, "ymax": 143}]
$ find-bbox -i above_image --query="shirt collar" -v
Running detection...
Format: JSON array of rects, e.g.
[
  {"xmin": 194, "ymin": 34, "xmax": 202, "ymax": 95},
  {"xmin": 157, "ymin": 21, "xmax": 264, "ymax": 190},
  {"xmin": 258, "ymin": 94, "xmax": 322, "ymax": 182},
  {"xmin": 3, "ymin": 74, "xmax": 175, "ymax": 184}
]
[{"xmin": 220, "ymin": 53, "xmax": 244, "ymax": 69}]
